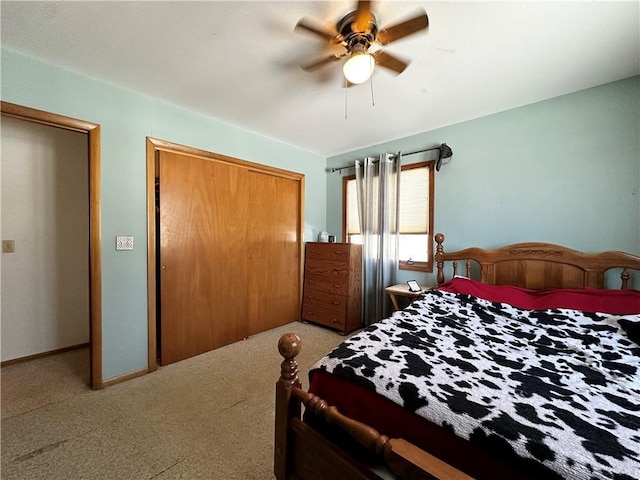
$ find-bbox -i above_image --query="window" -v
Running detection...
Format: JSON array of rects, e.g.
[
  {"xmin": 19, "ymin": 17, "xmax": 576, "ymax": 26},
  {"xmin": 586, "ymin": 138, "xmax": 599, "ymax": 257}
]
[{"xmin": 342, "ymin": 161, "xmax": 435, "ymax": 272}]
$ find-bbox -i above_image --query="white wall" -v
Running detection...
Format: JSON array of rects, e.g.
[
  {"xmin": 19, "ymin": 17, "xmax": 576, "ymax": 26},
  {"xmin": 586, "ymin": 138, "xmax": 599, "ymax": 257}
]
[{"xmin": 1, "ymin": 116, "xmax": 89, "ymax": 361}]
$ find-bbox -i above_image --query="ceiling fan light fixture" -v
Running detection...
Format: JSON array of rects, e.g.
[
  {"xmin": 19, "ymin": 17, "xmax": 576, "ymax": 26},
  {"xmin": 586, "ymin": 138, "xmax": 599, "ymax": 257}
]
[{"xmin": 343, "ymin": 52, "xmax": 375, "ymax": 84}]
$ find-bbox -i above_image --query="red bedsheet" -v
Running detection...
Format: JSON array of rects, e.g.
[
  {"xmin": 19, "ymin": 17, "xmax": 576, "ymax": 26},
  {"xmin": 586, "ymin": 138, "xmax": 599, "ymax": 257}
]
[{"xmin": 438, "ymin": 277, "xmax": 640, "ymax": 314}]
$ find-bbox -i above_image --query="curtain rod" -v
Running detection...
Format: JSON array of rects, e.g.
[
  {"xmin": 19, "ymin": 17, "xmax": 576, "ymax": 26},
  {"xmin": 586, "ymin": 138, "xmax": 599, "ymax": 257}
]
[{"xmin": 328, "ymin": 146, "xmax": 441, "ymax": 173}]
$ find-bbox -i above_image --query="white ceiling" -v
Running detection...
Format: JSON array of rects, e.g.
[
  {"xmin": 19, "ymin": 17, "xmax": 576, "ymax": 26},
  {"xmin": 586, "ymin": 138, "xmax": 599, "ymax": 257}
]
[{"xmin": 2, "ymin": 1, "xmax": 638, "ymax": 157}]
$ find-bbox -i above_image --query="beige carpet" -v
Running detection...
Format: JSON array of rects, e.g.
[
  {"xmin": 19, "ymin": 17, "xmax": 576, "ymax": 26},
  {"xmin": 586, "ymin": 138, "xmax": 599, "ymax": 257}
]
[{"xmin": 1, "ymin": 322, "xmax": 349, "ymax": 480}]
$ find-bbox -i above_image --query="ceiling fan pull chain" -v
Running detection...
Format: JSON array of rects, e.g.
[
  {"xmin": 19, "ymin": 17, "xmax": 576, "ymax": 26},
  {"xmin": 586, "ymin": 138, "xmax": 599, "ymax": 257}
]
[
  {"xmin": 370, "ymin": 75, "xmax": 375, "ymax": 107},
  {"xmin": 345, "ymin": 77, "xmax": 349, "ymax": 120}
]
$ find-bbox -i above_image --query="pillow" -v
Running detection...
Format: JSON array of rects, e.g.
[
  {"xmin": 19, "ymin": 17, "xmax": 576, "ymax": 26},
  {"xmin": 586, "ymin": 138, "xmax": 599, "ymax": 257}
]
[
  {"xmin": 438, "ymin": 276, "xmax": 640, "ymax": 315},
  {"xmin": 618, "ymin": 319, "xmax": 640, "ymax": 346}
]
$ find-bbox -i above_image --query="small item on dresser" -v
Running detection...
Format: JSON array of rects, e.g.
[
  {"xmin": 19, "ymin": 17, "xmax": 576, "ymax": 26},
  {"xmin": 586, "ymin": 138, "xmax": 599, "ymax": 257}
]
[
  {"xmin": 328, "ymin": 235, "xmax": 336, "ymax": 243},
  {"xmin": 318, "ymin": 231, "xmax": 329, "ymax": 242}
]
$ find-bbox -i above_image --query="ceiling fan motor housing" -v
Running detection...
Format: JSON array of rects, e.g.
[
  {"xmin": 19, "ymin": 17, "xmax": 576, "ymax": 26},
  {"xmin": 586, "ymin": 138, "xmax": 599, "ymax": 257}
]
[{"xmin": 338, "ymin": 10, "xmax": 378, "ymax": 50}]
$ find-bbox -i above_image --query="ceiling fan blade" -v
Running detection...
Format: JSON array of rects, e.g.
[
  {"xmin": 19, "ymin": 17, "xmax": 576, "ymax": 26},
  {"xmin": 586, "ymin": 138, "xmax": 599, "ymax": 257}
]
[
  {"xmin": 301, "ymin": 53, "xmax": 346, "ymax": 71},
  {"xmin": 374, "ymin": 50, "xmax": 409, "ymax": 75},
  {"xmin": 353, "ymin": 1, "xmax": 374, "ymax": 32},
  {"xmin": 377, "ymin": 10, "xmax": 429, "ymax": 45},
  {"xmin": 295, "ymin": 18, "xmax": 340, "ymax": 43}
]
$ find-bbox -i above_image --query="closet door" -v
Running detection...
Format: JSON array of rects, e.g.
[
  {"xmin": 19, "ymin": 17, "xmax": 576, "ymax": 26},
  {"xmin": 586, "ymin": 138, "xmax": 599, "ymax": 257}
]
[
  {"xmin": 159, "ymin": 150, "xmax": 250, "ymax": 365},
  {"xmin": 247, "ymin": 170, "xmax": 302, "ymax": 335},
  {"xmin": 156, "ymin": 147, "xmax": 303, "ymax": 366}
]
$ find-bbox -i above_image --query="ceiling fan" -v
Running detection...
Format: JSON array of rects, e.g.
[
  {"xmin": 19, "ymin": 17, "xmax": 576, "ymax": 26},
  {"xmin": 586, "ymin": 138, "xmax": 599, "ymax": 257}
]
[{"xmin": 295, "ymin": 1, "xmax": 429, "ymax": 85}]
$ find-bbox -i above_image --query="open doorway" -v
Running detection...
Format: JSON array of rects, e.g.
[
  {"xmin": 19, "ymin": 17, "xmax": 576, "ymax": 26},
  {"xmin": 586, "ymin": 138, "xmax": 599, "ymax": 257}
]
[{"xmin": 0, "ymin": 102, "xmax": 102, "ymax": 389}]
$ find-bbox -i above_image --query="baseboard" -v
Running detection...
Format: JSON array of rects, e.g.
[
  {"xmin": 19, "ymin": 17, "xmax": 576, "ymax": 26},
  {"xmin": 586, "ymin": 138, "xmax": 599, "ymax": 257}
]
[
  {"xmin": 1, "ymin": 343, "xmax": 90, "ymax": 366},
  {"xmin": 101, "ymin": 367, "xmax": 149, "ymax": 388}
]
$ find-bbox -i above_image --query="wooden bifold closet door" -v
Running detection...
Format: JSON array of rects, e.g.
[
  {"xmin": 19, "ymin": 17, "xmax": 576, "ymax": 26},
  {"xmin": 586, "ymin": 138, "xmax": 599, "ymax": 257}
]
[{"xmin": 158, "ymin": 149, "xmax": 302, "ymax": 365}]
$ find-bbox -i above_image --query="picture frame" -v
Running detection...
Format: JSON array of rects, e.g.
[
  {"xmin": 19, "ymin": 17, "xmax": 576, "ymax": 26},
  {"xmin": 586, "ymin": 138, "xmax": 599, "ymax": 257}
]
[{"xmin": 407, "ymin": 280, "xmax": 421, "ymax": 292}]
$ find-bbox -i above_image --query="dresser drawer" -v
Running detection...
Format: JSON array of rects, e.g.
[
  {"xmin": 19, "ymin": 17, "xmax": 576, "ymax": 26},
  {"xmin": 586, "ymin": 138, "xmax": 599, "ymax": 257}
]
[
  {"xmin": 304, "ymin": 259, "xmax": 349, "ymax": 277},
  {"xmin": 306, "ymin": 243, "xmax": 351, "ymax": 261},
  {"xmin": 301, "ymin": 305, "xmax": 346, "ymax": 329},
  {"xmin": 302, "ymin": 288, "xmax": 347, "ymax": 313},
  {"xmin": 304, "ymin": 274, "xmax": 349, "ymax": 295}
]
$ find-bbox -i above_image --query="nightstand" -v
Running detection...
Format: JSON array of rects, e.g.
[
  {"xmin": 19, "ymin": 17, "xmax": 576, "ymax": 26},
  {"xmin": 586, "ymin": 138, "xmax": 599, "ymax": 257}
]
[{"xmin": 385, "ymin": 283, "xmax": 430, "ymax": 311}]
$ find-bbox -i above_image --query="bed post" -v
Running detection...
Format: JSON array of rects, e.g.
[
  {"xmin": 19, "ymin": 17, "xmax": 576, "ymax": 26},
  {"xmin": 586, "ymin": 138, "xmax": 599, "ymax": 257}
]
[
  {"xmin": 621, "ymin": 268, "xmax": 629, "ymax": 290},
  {"xmin": 435, "ymin": 233, "xmax": 445, "ymax": 285},
  {"xmin": 274, "ymin": 333, "xmax": 302, "ymax": 480}
]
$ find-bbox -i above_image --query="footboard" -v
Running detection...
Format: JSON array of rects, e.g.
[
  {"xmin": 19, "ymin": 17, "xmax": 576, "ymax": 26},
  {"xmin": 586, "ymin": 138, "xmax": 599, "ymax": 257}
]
[{"xmin": 274, "ymin": 333, "xmax": 474, "ymax": 480}]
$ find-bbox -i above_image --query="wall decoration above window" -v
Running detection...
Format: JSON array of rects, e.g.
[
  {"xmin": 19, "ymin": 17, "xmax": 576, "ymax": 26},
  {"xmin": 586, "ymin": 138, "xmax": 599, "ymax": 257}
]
[{"xmin": 435, "ymin": 143, "xmax": 453, "ymax": 171}]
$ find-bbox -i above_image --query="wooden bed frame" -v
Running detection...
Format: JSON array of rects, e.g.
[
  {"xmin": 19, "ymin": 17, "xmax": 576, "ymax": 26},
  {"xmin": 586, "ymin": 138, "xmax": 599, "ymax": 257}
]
[
  {"xmin": 274, "ymin": 234, "xmax": 640, "ymax": 480},
  {"xmin": 433, "ymin": 233, "xmax": 639, "ymax": 290}
]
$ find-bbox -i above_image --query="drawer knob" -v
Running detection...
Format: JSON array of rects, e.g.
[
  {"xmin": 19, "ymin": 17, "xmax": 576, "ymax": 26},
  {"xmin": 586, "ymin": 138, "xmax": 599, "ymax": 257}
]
[
  {"xmin": 332, "ymin": 301, "xmax": 340, "ymax": 305},
  {"xmin": 331, "ymin": 318, "xmax": 338, "ymax": 324},
  {"xmin": 309, "ymin": 280, "xmax": 315, "ymax": 284},
  {"xmin": 333, "ymin": 284, "xmax": 342, "ymax": 288},
  {"xmin": 307, "ymin": 296, "xmax": 314, "ymax": 300}
]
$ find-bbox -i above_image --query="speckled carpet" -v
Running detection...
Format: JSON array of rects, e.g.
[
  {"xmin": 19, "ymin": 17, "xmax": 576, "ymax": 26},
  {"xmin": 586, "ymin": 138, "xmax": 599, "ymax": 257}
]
[{"xmin": 1, "ymin": 322, "xmax": 346, "ymax": 480}]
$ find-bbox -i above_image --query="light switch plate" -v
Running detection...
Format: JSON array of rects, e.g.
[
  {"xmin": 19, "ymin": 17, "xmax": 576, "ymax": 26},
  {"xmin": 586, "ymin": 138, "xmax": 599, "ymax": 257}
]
[
  {"xmin": 2, "ymin": 240, "xmax": 15, "ymax": 253},
  {"xmin": 116, "ymin": 236, "xmax": 134, "ymax": 251}
]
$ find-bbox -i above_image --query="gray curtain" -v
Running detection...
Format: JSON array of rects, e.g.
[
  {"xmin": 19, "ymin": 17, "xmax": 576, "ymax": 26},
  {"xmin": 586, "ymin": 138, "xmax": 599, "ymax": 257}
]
[{"xmin": 355, "ymin": 153, "xmax": 401, "ymax": 325}]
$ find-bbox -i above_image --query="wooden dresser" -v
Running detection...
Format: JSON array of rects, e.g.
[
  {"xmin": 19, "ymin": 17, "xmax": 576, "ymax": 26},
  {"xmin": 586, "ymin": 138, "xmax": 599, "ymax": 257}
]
[{"xmin": 301, "ymin": 242, "xmax": 362, "ymax": 334}]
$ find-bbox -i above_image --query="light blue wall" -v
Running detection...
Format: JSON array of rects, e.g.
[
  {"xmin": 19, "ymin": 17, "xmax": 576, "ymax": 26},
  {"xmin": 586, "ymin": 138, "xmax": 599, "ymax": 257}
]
[
  {"xmin": 3, "ymin": 46, "xmax": 638, "ymax": 379},
  {"xmin": 1, "ymin": 48, "xmax": 327, "ymax": 381},
  {"xmin": 327, "ymin": 76, "xmax": 640, "ymax": 288}
]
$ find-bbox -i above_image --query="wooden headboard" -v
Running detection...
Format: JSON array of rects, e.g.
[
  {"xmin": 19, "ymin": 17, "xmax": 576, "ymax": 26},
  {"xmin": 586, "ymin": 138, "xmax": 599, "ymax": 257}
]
[{"xmin": 434, "ymin": 233, "xmax": 640, "ymax": 290}]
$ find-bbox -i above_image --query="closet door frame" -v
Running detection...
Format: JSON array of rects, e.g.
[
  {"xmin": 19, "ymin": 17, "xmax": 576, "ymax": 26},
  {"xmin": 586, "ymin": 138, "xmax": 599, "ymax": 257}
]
[
  {"xmin": 145, "ymin": 137, "xmax": 304, "ymax": 371},
  {"xmin": 1, "ymin": 101, "xmax": 103, "ymax": 389}
]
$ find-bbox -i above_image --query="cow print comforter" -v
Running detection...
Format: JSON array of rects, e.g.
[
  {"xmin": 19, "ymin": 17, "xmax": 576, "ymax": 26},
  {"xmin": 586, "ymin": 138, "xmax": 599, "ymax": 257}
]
[{"xmin": 312, "ymin": 290, "xmax": 640, "ymax": 480}]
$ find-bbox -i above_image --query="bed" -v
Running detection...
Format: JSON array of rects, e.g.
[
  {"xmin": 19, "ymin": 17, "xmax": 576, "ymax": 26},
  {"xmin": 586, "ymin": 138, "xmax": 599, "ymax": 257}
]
[{"xmin": 274, "ymin": 233, "xmax": 640, "ymax": 480}]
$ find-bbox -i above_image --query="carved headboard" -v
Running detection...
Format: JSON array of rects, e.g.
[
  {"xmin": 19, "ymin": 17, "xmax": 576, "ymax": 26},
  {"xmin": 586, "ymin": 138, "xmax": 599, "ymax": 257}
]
[{"xmin": 434, "ymin": 233, "xmax": 640, "ymax": 290}]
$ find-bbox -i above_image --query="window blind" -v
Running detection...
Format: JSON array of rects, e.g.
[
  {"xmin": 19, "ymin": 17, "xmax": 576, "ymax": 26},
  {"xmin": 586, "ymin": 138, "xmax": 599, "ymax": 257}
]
[
  {"xmin": 346, "ymin": 179, "xmax": 360, "ymax": 235},
  {"xmin": 346, "ymin": 165, "xmax": 429, "ymax": 235},
  {"xmin": 398, "ymin": 167, "xmax": 428, "ymax": 234}
]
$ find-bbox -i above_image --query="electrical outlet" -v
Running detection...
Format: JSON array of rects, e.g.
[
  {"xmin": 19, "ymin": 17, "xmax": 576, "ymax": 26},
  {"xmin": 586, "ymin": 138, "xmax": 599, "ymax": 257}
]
[
  {"xmin": 116, "ymin": 236, "xmax": 134, "ymax": 251},
  {"xmin": 2, "ymin": 240, "xmax": 15, "ymax": 253}
]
